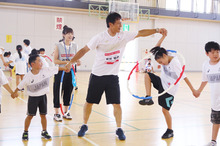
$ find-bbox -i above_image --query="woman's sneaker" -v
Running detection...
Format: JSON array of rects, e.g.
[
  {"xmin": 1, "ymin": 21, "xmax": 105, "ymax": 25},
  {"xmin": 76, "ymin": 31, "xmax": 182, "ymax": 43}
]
[
  {"xmin": 161, "ymin": 129, "xmax": 173, "ymax": 139},
  {"xmin": 41, "ymin": 131, "xmax": 52, "ymax": 140},
  {"xmin": 207, "ymin": 141, "xmax": 217, "ymax": 146},
  {"xmin": 63, "ymin": 113, "xmax": 72, "ymax": 120},
  {"xmin": 54, "ymin": 114, "xmax": 62, "ymax": 122},
  {"xmin": 22, "ymin": 131, "xmax": 28, "ymax": 140},
  {"xmin": 139, "ymin": 96, "xmax": 154, "ymax": 105}
]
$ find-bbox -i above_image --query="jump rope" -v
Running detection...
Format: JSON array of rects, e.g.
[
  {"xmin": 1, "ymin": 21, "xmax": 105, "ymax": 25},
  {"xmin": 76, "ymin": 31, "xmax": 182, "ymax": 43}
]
[{"xmin": 127, "ymin": 50, "xmax": 185, "ymax": 100}]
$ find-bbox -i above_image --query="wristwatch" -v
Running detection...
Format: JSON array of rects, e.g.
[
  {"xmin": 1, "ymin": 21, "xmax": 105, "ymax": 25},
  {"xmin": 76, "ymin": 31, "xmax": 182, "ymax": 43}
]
[{"xmin": 155, "ymin": 28, "xmax": 159, "ymax": 33}]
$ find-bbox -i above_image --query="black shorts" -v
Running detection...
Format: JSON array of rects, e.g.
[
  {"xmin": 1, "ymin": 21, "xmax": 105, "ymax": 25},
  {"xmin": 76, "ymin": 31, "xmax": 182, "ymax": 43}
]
[
  {"xmin": 27, "ymin": 94, "xmax": 47, "ymax": 116},
  {"xmin": 86, "ymin": 74, "xmax": 120, "ymax": 104},
  {"xmin": 148, "ymin": 72, "xmax": 174, "ymax": 111},
  {"xmin": 211, "ymin": 109, "xmax": 220, "ymax": 124},
  {"xmin": 9, "ymin": 64, "xmax": 14, "ymax": 69}
]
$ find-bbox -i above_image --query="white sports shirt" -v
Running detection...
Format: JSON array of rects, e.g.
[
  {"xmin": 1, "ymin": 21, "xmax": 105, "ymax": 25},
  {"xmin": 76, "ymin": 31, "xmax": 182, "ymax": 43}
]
[
  {"xmin": 0, "ymin": 69, "xmax": 8, "ymax": 104},
  {"xmin": 161, "ymin": 56, "xmax": 186, "ymax": 96},
  {"xmin": 202, "ymin": 60, "xmax": 220, "ymax": 111},
  {"xmin": 87, "ymin": 30, "xmax": 138, "ymax": 76},
  {"xmin": 18, "ymin": 66, "xmax": 58, "ymax": 96}
]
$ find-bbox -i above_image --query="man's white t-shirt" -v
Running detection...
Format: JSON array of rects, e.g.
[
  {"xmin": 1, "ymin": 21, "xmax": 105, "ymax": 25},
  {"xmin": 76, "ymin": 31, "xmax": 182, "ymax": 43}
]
[
  {"xmin": 10, "ymin": 52, "xmax": 28, "ymax": 74},
  {"xmin": 87, "ymin": 30, "xmax": 138, "ymax": 76},
  {"xmin": 161, "ymin": 56, "xmax": 186, "ymax": 96},
  {"xmin": 18, "ymin": 66, "xmax": 59, "ymax": 96},
  {"xmin": 0, "ymin": 69, "xmax": 8, "ymax": 104},
  {"xmin": 202, "ymin": 60, "xmax": 220, "ymax": 111}
]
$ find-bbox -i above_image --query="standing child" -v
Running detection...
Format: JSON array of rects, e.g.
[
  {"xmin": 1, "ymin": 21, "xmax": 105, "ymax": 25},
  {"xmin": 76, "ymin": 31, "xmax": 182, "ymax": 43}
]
[
  {"xmin": 139, "ymin": 33, "xmax": 195, "ymax": 139},
  {"xmin": 12, "ymin": 54, "xmax": 67, "ymax": 140},
  {"xmin": 4, "ymin": 51, "xmax": 14, "ymax": 80},
  {"xmin": 0, "ymin": 68, "xmax": 17, "ymax": 113},
  {"xmin": 193, "ymin": 41, "xmax": 220, "ymax": 146},
  {"xmin": 7, "ymin": 45, "xmax": 28, "ymax": 88},
  {"xmin": 23, "ymin": 39, "xmax": 32, "ymax": 56}
]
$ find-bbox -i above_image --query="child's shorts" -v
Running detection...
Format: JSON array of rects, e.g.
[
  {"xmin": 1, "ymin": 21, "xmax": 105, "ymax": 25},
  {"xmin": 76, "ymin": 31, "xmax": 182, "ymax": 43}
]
[
  {"xmin": 9, "ymin": 64, "xmax": 14, "ymax": 70},
  {"xmin": 211, "ymin": 109, "xmax": 220, "ymax": 124},
  {"xmin": 148, "ymin": 72, "xmax": 174, "ymax": 111},
  {"xmin": 27, "ymin": 94, "xmax": 47, "ymax": 116}
]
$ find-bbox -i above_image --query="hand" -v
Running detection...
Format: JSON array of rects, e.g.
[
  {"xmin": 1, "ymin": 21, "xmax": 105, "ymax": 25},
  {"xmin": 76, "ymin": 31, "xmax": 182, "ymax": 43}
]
[
  {"xmin": 193, "ymin": 90, "xmax": 200, "ymax": 98},
  {"xmin": 65, "ymin": 62, "xmax": 71, "ymax": 72},
  {"xmin": 76, "ymin": 60, "xmax": 81, "ymax": 66},
  {"xmin": 159, "ymin": 28, "xmax": 167, "ymax": 36},
  {"xmin": 11, "ymin": 92, "xmax": 18, "ymax": 99}
]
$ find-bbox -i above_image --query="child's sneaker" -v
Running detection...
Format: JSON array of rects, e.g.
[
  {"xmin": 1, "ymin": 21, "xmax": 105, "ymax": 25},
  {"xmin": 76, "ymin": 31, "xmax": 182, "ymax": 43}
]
[
  {"xmin": 22, "ymin": 131, "xmax": 28, "ymax": 140},
  {"xmin": 54, "ymin": 114, "xmax": 62, "ymax": 122},
  {"xmin": 139, "ymin": 96, "xmax": 154, "ymax": 105},
  {"xmin": 116, "ymin": 128, "xmax": 126, "ymax": 140},
  {"xmin": 75, "ymin": 86, "xmax": 78, "ymax": 90},
  {"xmin": 161, "ymin": 129, "xmax": 173, "ymax": 139},
  {"xmin": 41, "ymin": 131, "xmax": 52, "ymax": 140},
  {"xmin": 63, "ymin": 113, "xmax": 72, "ymax": 120},
  {"xmin": 207, "ymin": 141, "xmax": 217, "ymax": 146},
  {"xmin": 78, "ymin": 124, "xmax": 88, "ymax": 137}
]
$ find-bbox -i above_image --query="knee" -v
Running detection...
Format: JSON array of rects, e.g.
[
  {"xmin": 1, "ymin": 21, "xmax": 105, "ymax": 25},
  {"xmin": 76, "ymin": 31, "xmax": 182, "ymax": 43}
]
[
  {"xmin": 113, "ymin": 104, "xmax": 121, "ymax": 110},
  {"xmin": 27, "ymin": 115, "xmax": 33, "ymax": 120},
  {"xmin": 85, "ymin": 102, "xmax": 93, "ymax": 108},
  {"xmin": 40, "ymin": 114, "xmax": 46, "ymax": 119},
  {"xmin": 162, "ymin": 108, "xmax": 169, "ymax": 114}
]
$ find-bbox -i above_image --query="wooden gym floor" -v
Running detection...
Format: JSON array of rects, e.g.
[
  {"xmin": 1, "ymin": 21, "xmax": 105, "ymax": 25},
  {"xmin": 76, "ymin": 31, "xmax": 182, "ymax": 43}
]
[{"xmin": 0, "ymin": 71, "xmax": 215, "ymax": 146}]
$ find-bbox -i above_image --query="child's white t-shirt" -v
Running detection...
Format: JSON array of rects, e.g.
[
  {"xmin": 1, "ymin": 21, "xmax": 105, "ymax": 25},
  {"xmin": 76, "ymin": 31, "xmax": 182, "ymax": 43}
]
[
  {"xmin": 0, "ymin": 69, "xmax": 8, "ymax": 104},
  {"xmin": 87, "ymin": 30, "xmax": 138, "ymax": 76},
  {"xmin": 17, "ymin": 66, "xmax": 58, "ymax": 96},
  {"xmin": 5, "ymin": 56, "xmax": 15, "ymax": 66},
  {"xmin": 202, "ymin": 60, "xmax": 220, "ymax": 111},
  {"xmin": 10, "ymin": 52, "xmax": 28, "ymax": 74},
  {"xmin": 23, "ymin": 46, "xmax": 32, "ymax": 55},
  {"xmin": 161, "ymin": 56, "xmax": 186, "ymax": 96}
]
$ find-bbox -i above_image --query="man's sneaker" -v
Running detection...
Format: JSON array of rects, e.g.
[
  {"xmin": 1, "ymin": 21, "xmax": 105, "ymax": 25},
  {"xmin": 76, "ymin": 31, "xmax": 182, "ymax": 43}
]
[
  {"xmin": 75, "ymin": 86, "xmax": 78, "ymax": 90},
  {"xmin": 41, "ymin": 131, "xmax": 52, "ymax": 140},
  {"xmin": 22, "ymin": 131, "xmax": 28, "ymax": 140},
  {"xmin": 207, "ymin": 141, "xmax": 217, "ymax": 146},
  {"xmin": 78, "ymin": 124, "xmax": 88, "ymax": 137},
  {"xmin": 63, "ymin": 113, "xmax": 72, "ymax": 120},
  {"xmin": 116, "ymin": 128, "xmax": 126, "ymax": 140},
  {"xmin": 54, "ymin": 114, "xmax": 62, "ymax": 122},
  {"xmin": 161, "ymin": 129, "xmax": 173, "ymax": 139},
  {"xmin": 139, "ymin": 96, "xmax": 154, "ymax": 105}
]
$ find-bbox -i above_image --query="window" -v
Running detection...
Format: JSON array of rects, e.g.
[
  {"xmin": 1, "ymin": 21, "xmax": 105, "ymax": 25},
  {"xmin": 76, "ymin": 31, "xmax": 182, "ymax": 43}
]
[{"xmin": 180, "ymin": 0, "xmax": 192, "ymax": 12}]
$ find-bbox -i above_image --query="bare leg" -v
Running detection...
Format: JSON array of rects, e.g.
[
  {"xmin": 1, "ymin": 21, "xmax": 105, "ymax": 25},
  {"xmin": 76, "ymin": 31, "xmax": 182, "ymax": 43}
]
[
  {"xmin": 16, "ymin": 75, "xmax": 20, "ymax": 86},
  {"xmin": 144, "ymin": 73, "xmax": 151, "ymax": 96},
  {"xmin": 40, "ymin": 115, "xmax": 47, "ymax": 131},
  {"xmin": 83, "ymin": 102, "xmax": 93, "ymax": 124},
  {"xmin": 64, "ymin": 106, "xmax": 68, "ymax": 113},
  {"xmin": 54, "ymin": 108, "xmax": 60, "ymax": 114},
  {"xmin": 112, "ymin": 104, "xmax": 122, "ymax": 127},
  {"xmin": 24, "ymin": 115, "xmax": 33, "ymax": 131},
  {"xmin": 212, "ymin": 124, "xmax": 220, "ymax": 141},
  {"xmin": 162, "ymin": 108, "xmax": 172, "ymax": 129}
]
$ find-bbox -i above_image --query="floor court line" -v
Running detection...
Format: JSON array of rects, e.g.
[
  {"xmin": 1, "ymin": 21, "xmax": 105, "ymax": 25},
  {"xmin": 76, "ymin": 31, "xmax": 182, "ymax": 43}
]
[{"xmin": 2, "ymin": 88, "xmax": 99, "ymax": 146}]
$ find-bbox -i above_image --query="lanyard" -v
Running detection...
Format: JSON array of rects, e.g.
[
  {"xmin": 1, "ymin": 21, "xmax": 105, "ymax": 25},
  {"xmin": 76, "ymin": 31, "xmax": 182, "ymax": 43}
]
[{"xmin": 63, "ymin": 41, "xmax": 71, "ymax": 61}]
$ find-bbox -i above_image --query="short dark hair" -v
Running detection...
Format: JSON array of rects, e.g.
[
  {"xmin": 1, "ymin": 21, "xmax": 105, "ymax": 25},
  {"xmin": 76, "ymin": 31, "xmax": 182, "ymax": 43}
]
[
  {"xmin": 205, "ymin": 41, "xmax": 220, "ymax": 53},
  {"xmin": 39, "ymin": 48, "xmax": 45, "ymax": 52},
  {"xmin": 150, "ymin": 46, "xmax": 168, "ymax": 60},
  {"xmin": 29, "ymin": 54, "xmax": 39, "ymax": 66},
  {"xmin": 23, "ymin": 39, "xmax": 30, "ymax": 46},
  {"xmin": 106, "ymin": 12, "xmax": 121, "ymax": 28},
  {"xmin": 4, "ymin": 51, "xmax": 11, "ymax": 57}
]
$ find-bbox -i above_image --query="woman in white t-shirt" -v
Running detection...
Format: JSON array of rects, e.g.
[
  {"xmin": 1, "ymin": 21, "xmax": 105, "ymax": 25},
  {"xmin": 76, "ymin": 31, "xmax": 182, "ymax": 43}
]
[
  {"xmin": 8, "ymin": 45, "xmax": 28, "ymax": 87},
  {"xmin": 139, "ymin": 34, "xmax": 196, "ymax": 139}
]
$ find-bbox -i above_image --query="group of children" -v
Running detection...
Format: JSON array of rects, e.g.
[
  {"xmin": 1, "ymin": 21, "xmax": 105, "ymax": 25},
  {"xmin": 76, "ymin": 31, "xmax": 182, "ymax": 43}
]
[
  {"xmin": 0, "ymin": 20, "xmax": 219, "ymax": 146},
  {"xmin": 139, "ymin": 33, "xmax": 220, "ymax": 146}
]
